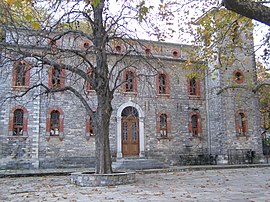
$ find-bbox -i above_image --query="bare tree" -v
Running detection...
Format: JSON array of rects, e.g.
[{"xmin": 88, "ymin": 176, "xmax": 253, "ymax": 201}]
[{"xmin": 0, "ymin": 0, "xmax": 164, "ymax": 174}]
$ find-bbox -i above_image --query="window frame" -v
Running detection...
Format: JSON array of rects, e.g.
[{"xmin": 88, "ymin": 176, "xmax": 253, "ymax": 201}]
[
  {"xmin": 188, "ymin": 112, "xmax": 202, "ymax": 137},
  {"xmin": 46, "ymin": 108, "xmax": 64, "ymax": 141},
  {"xmin": 235, "ymin": 111, "xmax": 248, "ymax": 136},
  {"xmin": 82, "ymin": 40, "xmax": 92, "ymax": 50},
  {"xmin": 86, "ymin": 112, "xmax": 96, "ymax": 141},
  {"xmin": 48, "ymin": 66, "xmax": 65, "ymax": 89},
  {"xmin": 123, "ymin": 68, "xmax": 137, "ymax": 94},
  {"xmin": 188, "ymin": 77, "xmax": 200, "ymax": 97},
  {"xmin": 8, "ymin": 106, "xmax": 28, "ymax": 138},
  {"xmin": 156, "ymin": 112, "xmax": 171, "ymax": 139},
  {"xmin": 50, "ymin": 110, "xmax": 60, "ymax": 136},
  {"xmin": 172, "ymin": 49, "xmax": 180, "ymax": 58},
  {"xmin": 156, "ymin": 72, "xmax": 170, "ymax": 96},
  {"xmin": 85, "ymin": 67, "xmax": 95, "ymax": 93},
  {"xmin": 12, "ymin": 60, "xmax": 30, "ymax": 90},
  {"xmin": 233, "ymin": 70, "xmax": 245, "ymax": 84}
]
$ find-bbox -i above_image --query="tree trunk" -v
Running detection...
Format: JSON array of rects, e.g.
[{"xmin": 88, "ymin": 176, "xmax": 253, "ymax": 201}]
[
  {"xmin": 92, "ymin": 0, "xmax": 113, "ymax": 174},
  {"xmin": 94, "ymin": 93, "xmax": 113, "ymax": 174}
]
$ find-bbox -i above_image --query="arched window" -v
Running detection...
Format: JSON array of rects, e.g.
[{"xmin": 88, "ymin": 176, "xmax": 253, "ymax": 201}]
[
  {"xmin": 159, "ymin": 74, "xmax": 166, "ymax": 94},
  {"xmin": 232, "ymin": 21, "xmax": 240, "ymax": 43},
  {"xmin": 13, "ymin": 61, "xmax": 30, "ymax": 88},
  {"xmin": 235, "ymin": 111, "xmax": 248, "ymax": 135},
  {"xmin": 48, "ymin": 66, "xmax": 65, "ymax": 88},
  {"xmin": 52, "ymin": 68, "xmax": 61, "ymax": 87},
  {"xmin": 156, "ymin": 72, "xmax": 170, "ymax": 96},
  {"xmin": 8, "ymin": 106, "xmax": 28, "ymax": 137},
  {"xmin": 46, "ymin": 108, "xmax": 64, "ymax": 140},
  {"xmin": 188, "ymin": 77, "xmax": 200, "ymax": 97},
  {"xmin": 188, "ymin": 112, "xmax": 202, "ymax": 136},
  {"xmin": 126, "ymin": 71, "xmax": 134, "ymax": 92},
  {"xmin": 50, "ymin": 110, "xmax": 60, "ymax": 136},
  {"xmin": 160, "ymin": 113, "xmax": 168, "ymax": 137},
  {"xmin": 123, "ymin": 68, "xmax": 137, "ymax": 93},
  {"xmin": 156, "ymin": 112, "xmax": 171, "ymax": 138},
  {"xmin": 13, "ymin": 109, "xmax": 24, "ymax": 136}
]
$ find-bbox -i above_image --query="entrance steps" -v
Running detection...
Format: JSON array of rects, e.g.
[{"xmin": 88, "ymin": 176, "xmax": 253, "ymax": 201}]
[{"xmin": 112, "ymin": 157, "xmax": 169, "ymax": 170}]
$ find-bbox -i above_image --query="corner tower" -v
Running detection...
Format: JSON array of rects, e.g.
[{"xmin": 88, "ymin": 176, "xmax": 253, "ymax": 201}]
[{"xmin": 204, "ymin": 9, "xmax": 263, "ymax": 163}]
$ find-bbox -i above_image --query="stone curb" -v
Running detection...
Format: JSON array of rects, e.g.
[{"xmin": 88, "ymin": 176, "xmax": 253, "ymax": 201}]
[{"xmin": 1, "ymin": 164, "xmax": 270, "ymax": 178}]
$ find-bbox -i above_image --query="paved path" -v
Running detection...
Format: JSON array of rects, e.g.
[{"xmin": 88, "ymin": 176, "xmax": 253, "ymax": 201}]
[{"xmin": 1, "ymin": 167, "xmax": 270, "ymax": 201}]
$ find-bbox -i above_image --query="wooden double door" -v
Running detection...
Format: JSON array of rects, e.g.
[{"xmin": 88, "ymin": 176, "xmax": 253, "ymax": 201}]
[{"xmin": 122, "ymin": 117, "xmax": 139, "ymax": 156}]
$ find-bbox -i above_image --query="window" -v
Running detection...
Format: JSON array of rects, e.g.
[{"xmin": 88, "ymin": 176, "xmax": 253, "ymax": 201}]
[
  {"xmin": 114, "ymin": 44, "xmax": 123, "ymax": 53},
  {"xmin": 48, "ymin": 66, "xmax": 65, "ymax": 88},
  {"xmin": 82, "ymin": 39, "xmax": 92, "ymax": 51},
  {"xmin": 145, "ymin": 47, "xmax": 152, "ymax": 55},
  {"xmin": 233, "ymin": 70, "xmax": 244, "ymax": 84},
  {"xmin": 46, "ymin": 108, "xmax": 64, "ymax": 140},
  {"xmin": 188, "ymin": 112, "xmax": 202, "ymax": 136},
  {"xmin": 126, "ymin": 71, "xmax": 134, "ymax": 92},
  {"xmin": 13, "ymin": 109, "xmax": 24, "ymax": 136},
  {"xmin": 86, "ymin": 112, "xmax": 95, "ymax": 140},
  {"xmin": 8, "ymin": 106, "xmax": 28, "ymax": 137},
  {"xmin": 172, "ymin": 49, "xmax": 180, "ymax": 58},
  {"xmin": 12, "ymin": 61, "xmax": 30, "ymax": 88},
  {"xmin": 160, "ymin": 114, "xmax": 167, "ymax": 137},
  {"xmin": 159, "ymin": 74, "xmax": 166, "ymax": 94},
  {"xmin": 156, "ymin": 112, "xmax": 171, "ymax": 138},
  {"xmin": 188, "ymin": 77, "xmax": 200, "ymax": 97},
  {"xmin": 191, "ymin": 114, "xmax": 198, "ymax": 135},
  {"xmin": 123, "ymin": 68, "xmax": 137, "ymax": 93},
  {"xmin": 156, "ymin": 72, "xmax": 170, "ymax": 96},
  {"xmin": 48, "ymin": 39, "xmax": 59, "ymax": 48},
  {"xmin": 50, "ymin": 110, "xmax": 60, "ymax": 136},
  {"xmin": 82, "ymin": 40, "xmax": 91, "ymax": 50},
  {"xmin": 48, "ymin": 39, "xmax": 59, "ymax": 54},
  {"xmin": 235, "ymin": 111, "xmax": 248, "ymax": 135},
  {"xmin": 232, "ymin": 21, "xmax": 240, "ymax": 43}
]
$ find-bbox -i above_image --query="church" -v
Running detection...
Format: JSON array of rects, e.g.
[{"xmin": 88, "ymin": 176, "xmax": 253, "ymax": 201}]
[{"xmin": 0, "ymin": 26, "xmax": 263, "ymax": 169}]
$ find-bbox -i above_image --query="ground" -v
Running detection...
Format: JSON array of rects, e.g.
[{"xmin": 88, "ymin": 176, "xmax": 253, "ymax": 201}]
[{"xmin": 1, "ymin": 167, "xmax": 270, "ymax": 201}]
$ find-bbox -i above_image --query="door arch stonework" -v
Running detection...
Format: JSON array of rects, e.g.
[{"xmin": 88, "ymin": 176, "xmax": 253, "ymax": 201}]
[{"xmin": 116, "ymin": 101, "xmax": 145, "ymax": 158}]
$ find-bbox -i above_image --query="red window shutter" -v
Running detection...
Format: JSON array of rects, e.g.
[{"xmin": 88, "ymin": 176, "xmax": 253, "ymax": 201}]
[
  {"xmin": 165, "ymin": 74, "xmax": 170, "ymax": 95},
  {"xmin": 123, "ymin": 70, "xmax": 127, "ymax": 92},
  {"xmin": 60, "ymin": 69, "xmax": 65, "ymax": 88},
  {"xmin": 198, "ymin": 120, "xmax": 202, "ymax": 133},
  {"xmin": 187, "ymin": 79, "xmax": 191, "ymax": 96},
  {"xmin": 196, "ymin": 80, "xmax": 200, "ymax": 97},
  {"xmin": 48, "ymin": 68, "xmax": 53, "ymax": 88}
]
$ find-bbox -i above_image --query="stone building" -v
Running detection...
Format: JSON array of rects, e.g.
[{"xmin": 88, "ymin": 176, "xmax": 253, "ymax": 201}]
[{"xmin": 0, "ymin": 27, "xmax": 263, "ymax": 169}]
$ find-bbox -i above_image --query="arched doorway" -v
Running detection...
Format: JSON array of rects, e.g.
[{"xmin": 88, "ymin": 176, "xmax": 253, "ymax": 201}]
[
  {"xmin": 116, "ymin": 101, "xmax": 145, "ymax": 158},
  {"xmin": 121, "ymin": 107, "xmax": 139, "ymax": 156}
]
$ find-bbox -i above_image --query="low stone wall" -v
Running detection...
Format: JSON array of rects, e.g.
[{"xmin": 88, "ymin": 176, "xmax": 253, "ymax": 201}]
[{"xmin": 70, "ymin": 172, "xmax": 136, "ymax": 187}]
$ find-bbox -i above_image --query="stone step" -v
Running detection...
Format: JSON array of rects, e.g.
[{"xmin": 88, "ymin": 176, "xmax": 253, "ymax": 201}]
[{"xmin": 112, "ymin": 158, "xmax": 169, "ymax": 170}]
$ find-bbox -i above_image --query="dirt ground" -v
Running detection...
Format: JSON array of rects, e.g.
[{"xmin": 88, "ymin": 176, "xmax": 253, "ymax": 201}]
[{"xmin": 1, "ymin": 167, "xmax": 270, "ymax": 202}]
